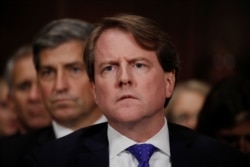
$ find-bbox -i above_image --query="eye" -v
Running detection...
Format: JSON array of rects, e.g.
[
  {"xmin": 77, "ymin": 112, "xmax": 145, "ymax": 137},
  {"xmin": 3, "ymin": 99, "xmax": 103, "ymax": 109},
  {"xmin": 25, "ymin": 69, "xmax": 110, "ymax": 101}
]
[
  {"xmin": 17, "ymin": 82, "xmax": 31, "ymax": 91},
  {"xmin": 134, "ymin": 63, "xmax": 145, "ymax": 69},
  {"xmin": 39, "ymin": 68, "xmax": 55, "ymax": 80},
  {"xmin": 0, "ymin": 101, "xmax": 8, "ymax": 109},
  {"xmin": 132, "ymin": 61, "xmax": 149, "ymax": 74},
  {"xmin": 40, "ymin": 68, "xmax": 52, "ymax": 76},
  {"xmin": 70, "ymin": 66, "xmax": 81, "ymax": 73},
  {"xmin": 68, "ymin": 65, "xmax": 84, "ymax": 77},
  {"xmin": 103, "ymin": 65, "xmax": 115, "ymax": 72}
]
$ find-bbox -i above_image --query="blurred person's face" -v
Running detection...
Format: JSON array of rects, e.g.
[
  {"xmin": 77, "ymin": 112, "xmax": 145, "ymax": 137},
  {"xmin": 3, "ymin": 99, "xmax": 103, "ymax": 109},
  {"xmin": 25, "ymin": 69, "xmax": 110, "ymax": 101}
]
[
  {"xmin": 37, "ymin": 40, "xmax": 97, "ymax": 127},
  {"xmin": 91, "ymin": 29, "xmax": 175, "ymax": 127},
  {"xmin": 217, "ymin": 120, "xmax": 250, "ymax": 154},
  {"xmin": 11, "ymin": 55, "xmax": 51, "ymax": 133},
  {"xmin": 169, "ymin": 90, "xmax": 205, "ymax": 129},
  {"xmin": 0, "ymin": 80, "xmax": 18, "ymax": 136}
]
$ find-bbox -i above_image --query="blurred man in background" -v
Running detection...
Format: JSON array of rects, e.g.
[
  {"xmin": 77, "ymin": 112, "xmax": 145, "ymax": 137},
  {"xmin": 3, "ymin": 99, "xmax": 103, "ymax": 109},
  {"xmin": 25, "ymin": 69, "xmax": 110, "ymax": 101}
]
[
  {"xmin": 5, "ymin": 45, "xmax": 52, "ymax": 134},
  {"xmin": 0, "ymin": 76, "xmax": 18, "ymax": 139}
]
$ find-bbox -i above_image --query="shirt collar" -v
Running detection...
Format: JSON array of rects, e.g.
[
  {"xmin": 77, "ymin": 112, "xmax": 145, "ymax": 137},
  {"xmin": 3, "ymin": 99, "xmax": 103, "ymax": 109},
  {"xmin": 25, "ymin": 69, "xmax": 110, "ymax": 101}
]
[
  {"xmin": 108, "ymin": 118, "xmax": 170, "ymax": 158},
  {"xmin": 52, "ymin": 121, "xmax": 73, "ymax": 139},
  {"xmin": 93, "ymin": 115, "xmax": 107, "ymax": 125},
  {"xmin": 52, "ymin": 115, "xmax": 107, "ymax": 139}
]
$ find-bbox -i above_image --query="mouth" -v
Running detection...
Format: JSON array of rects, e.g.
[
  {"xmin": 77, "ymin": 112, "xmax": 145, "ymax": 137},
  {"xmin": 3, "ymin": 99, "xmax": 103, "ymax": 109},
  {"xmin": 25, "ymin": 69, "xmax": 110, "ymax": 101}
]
[
  {"xmin": 52, "ymin": 98, "xmax": 71, "ymax": 103},
  {"xmin": 29, "ymin": 108, "xmax": 44, "ymax": 116},
  {"xmin": 117, "ymin": 94, "xmax": 136, "ymax": 101},
  {"xmin": 51, "ymin": 99, "xmax": 73, "ymax": 108}
]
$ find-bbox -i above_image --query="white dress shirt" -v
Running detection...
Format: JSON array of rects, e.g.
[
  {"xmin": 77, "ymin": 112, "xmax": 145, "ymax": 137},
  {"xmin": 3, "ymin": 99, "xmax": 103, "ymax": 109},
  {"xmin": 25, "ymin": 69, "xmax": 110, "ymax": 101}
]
[
  {"xmin": 108, "ymin": 118, "xmax": 171, "ymax": 167},
  {"xmin": 52, "ymin": 115, "xmax": 107, "ymax": 139},
  {"xmin": 52, "ymin": 121, "xmax": 73, "ymax": 139}
]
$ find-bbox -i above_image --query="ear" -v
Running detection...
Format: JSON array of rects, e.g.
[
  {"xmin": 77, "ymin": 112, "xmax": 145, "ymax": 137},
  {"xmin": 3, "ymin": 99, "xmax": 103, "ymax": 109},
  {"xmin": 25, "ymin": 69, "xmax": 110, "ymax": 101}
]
[
  {"xmin": 164, "ymin": 71, "xmax": 175, "ymax": 98},
  {"xmin": 90, "ymin": 81, "xmax": 97, "ymax": 103}
]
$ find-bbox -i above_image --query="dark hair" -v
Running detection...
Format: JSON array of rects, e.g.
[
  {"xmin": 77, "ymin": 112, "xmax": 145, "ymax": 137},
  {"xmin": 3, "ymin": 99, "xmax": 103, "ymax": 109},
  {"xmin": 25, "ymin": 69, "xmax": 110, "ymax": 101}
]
[
  {"xmin": 33, "ymin": 18, "xmax": 94, "ymax": 71},
  {"xmin": 83, "ymin": 13, "xmax": 180, "ymax": 82},
  {"xmin": 196, "ymin": 76, "xmax": 250, "ymax": 137}
]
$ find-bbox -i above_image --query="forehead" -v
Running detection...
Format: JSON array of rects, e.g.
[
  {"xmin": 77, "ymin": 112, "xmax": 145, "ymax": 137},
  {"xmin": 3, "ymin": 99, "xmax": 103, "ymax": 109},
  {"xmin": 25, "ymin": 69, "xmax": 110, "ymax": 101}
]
[
  {"xmin": 39, "ymin": 40, "xmax": 84, "ymax": 66},
  {"xmin": 12, "ymin": 55, "xmax": 36, "ymax": 80},
  {"xmin": 94, "ymin": 29, "xmax": 157, "ymax": 62},
  {"xmin": 96, "ymin": 29, "xmax": 134, "ymax": 47},
  {"xmin": 13, "ymin": 55, "xmax": 35, "ymax": 76}
]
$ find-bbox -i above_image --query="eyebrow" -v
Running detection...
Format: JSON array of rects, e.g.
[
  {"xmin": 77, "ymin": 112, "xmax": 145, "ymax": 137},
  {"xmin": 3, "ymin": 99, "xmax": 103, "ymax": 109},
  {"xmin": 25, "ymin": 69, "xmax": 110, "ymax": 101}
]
[
  {"xmin": 64, "ymin": 61, "xmax": 84, "ymax": 68},
  {"xmin": 98, "ymin": 57, "xmax": 150, "ymax": 66},
  {"xmin": 40, "ymin": 61, "xmax": 84, "ymax": 69},
  {"xmin": 97, "ymin": 60, "xmax": 118, "ymax": 69}
]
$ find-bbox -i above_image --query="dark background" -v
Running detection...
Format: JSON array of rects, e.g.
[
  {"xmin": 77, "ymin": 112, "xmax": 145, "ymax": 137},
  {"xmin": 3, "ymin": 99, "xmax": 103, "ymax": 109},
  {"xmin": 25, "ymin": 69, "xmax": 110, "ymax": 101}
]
[{"xmin": 1, "ymin": 0, "xmax": 250, "ymax": 84}]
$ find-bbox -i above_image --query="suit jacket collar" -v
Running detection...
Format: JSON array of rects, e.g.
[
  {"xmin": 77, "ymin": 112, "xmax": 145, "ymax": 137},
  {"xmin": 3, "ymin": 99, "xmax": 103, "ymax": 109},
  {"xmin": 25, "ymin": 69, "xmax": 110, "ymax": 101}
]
[
  {"xmin": 74, "ymin": 123, "xmax": 109, "ymax": 167},
  {"xmin": 35, "ymin": 125, "xmax": 56, "ymax": 145},
  {"xmin": 168, "ymin": 123, "xmax": 201, "ymax": 167},
  {"xmin": 74, "ymin": 122, "xmax": 200, "ymax": 167}
]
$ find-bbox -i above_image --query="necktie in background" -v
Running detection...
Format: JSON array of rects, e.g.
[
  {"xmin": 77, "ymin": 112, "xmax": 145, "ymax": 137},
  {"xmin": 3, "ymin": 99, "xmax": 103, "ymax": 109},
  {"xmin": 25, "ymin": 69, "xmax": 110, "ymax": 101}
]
[{"xmin": 126, "ymin": 143, "xmax": 156, "ymax": 167}]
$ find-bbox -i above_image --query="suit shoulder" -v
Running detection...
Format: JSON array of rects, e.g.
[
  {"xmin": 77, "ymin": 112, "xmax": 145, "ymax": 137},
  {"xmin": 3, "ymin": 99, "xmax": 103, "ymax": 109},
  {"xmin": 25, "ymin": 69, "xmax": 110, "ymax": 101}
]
[
  {"xmin": 23, "ymin": 123, "xmax": 108, "ymax": 166},
  {"xmin": 31, "ymin": 123, "xmax": 107, "ymax": 150},
  {"xmin": 168, "ymin": 122, "xmax": 233, "ymax": 149},
  {"xmin": 168, "ymin": 123, "xmax": 247, "ymax": 166}
]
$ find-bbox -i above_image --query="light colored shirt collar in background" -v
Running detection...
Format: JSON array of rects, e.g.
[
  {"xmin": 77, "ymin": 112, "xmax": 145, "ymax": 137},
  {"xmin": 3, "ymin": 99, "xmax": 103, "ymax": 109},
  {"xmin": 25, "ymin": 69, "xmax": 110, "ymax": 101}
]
[
  {"xmin": 93, "ymin": 115, "xmax": 107, "ymax": 125},
  {"xmin": 52, "ymin": 121, "xmax": 73, "ymax": 139},
  {"xmin": 53, "ymin": 115, "xmax": 107, "ymax": 139}
]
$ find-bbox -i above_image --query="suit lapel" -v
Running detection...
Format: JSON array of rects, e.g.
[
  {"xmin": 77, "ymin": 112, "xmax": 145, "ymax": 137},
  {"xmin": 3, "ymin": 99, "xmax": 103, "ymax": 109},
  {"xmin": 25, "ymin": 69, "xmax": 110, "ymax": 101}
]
[
  {"xmin": 35, "ymin": 126, "xmax": 56, "ymax": 145},
  {"xmin": 73, "ymin": 123, "xmax": 109, "ymax": 167},
  {"xmin": 168, "ymin": 123, "xmax": 201, "ymax": 167},
  {"xmin": 68, "ymin": 122, "xmax": 203, "ymax": 167}
]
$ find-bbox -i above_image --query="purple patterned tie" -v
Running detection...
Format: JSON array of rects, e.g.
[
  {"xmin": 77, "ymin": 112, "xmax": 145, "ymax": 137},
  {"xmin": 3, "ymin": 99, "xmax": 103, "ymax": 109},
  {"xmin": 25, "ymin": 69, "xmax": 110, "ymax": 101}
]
[{"xmin": 126, "ymin": 144, "xmax": 156, "ymax": 167}]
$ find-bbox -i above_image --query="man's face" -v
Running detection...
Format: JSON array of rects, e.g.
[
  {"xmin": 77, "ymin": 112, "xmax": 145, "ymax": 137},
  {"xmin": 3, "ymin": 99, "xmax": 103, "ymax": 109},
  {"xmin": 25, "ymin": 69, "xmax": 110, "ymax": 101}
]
[
  {"xmin": 0, "ymin": 80, "xmax": 18, "ymax": 136},
  {"xmin": 91, "ymin": 29, "xmax": 175, "ymax": 126},
  {"xmin": 11, "ymin": 55, "xmax": 51, "ymax": 130},
  {"xmin": 217, "ymin": 120, "xmax": 250, "ymax": 154},
  {"xmin": 38, "ymin": 40, "xmax": 96, "ymax": 124},
  {"xmin": 170, "ymin": 90, "xmax": 205, "ymax": 130}
]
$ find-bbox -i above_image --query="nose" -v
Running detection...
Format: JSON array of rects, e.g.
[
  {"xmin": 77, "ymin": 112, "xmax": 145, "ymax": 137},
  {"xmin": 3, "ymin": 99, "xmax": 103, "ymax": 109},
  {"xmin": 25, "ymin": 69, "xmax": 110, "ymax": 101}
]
[
  {"xmin": 28, "ymin": 84, "xmax": 42, "ymax": 103},
  {"xmin": 54, "ymin": 71, "xmax": 68, "ymax": 93},
  {"xmin": 117, "ymin": 64, "xmax": 133, "ymax": 87}
]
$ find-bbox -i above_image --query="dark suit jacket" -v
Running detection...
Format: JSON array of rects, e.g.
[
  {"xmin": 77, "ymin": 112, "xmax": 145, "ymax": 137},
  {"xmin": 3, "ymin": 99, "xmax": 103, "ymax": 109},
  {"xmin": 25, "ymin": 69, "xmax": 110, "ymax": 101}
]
[
  {"xmin": 0, "ymin": 125, "xmax": 56, "ymax": 167},
  {"xmin": 23, "ymin": 122, "xmax": 248, "ymax": 167}
]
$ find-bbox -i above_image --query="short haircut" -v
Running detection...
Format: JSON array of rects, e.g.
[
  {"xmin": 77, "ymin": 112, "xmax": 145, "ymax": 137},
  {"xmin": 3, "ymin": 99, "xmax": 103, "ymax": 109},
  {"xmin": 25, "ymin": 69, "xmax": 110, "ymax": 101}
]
[
  {"xmin": 4, "ymin": 45, "xmax": 33, "ymax": 91},
  {"xmin": 33, "ymin": 18, "xmax": 94, "ymax": 71},
  {"xmin": 83, "ymin": 13, "xmax": 181, "ymax": 82}
]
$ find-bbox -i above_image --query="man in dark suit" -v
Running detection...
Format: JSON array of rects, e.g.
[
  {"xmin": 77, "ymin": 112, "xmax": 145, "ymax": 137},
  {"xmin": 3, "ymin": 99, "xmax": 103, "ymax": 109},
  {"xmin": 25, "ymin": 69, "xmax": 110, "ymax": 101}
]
[
  {"xmin": 0, "ymin": 18, "xmax": 106, "ymax": 167},
  {"xmin": 23, "ymin": 14, "xmax": 248, "ymax": 167}
]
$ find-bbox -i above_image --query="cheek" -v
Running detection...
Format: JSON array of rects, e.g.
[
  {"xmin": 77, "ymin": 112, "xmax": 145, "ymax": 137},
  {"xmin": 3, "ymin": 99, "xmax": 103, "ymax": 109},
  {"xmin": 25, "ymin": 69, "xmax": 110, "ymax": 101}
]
[
  {"xmin": 94, "ymin": 87, "xmax": 103, "ymax": 105},
  {"xmin": 15, "ymin": 93, "xmax": 27, "ymax": 104},
  {"xmin": 90, "ymin": 83, "xmax": 97, "ymax": 104},
  {"xmin": 80, "ymin": 84, "xmax": 94, "ymax": 101},
  {"xmin": 40, "ymin": 83, "xmax": 52, "ymax": 97},
  {"xmin": 141, "ymin": 78, "xmax": 166, "ymax": 100},
  {"xmin": 94, "ymin": 84, "xmax": 111, "ymax": 105}
]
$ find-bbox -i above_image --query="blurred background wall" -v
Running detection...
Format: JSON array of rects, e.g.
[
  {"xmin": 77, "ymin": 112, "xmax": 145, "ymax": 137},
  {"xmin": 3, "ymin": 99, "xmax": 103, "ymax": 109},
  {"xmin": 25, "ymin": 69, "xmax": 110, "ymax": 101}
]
[{"xmin": 1, "ymin": 0, "xmax": 249, "ymax": 84}]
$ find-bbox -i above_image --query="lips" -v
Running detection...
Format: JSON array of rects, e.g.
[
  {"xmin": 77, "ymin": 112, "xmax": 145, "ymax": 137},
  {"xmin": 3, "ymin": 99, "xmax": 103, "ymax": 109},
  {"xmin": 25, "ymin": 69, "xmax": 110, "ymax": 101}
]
[
  {"xmin": 117, "ymin": 94, "xmax": 137, "ymax": 101},
  {"xmin": 29, "ymin": 108, "xmax": 44, "ymax": 115},
  {"xmin": 52, "ymin": 98, "xmax": 72, "ymax": 103},
  {"xmin": 51, "ymin": 98, "xmax": 74, "ymax": 109}
]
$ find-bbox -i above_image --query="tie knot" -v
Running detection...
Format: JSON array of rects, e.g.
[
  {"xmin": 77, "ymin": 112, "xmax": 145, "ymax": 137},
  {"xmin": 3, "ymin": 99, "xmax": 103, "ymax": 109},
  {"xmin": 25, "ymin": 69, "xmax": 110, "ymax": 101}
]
[{"xmin": 126, "ymin": 144, "xmax": 156, "ymax": 166}]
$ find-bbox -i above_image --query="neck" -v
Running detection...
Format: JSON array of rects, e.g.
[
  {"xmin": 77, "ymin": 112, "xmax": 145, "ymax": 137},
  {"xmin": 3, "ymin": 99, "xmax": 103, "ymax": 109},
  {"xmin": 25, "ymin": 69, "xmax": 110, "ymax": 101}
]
[
  {"xmin": 110, "ymin": 114, "xmax": 165, "ymax": 142},
  {"xmin": 58, "ymin": 108, "xmax": 103, "ymax": 131}
]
